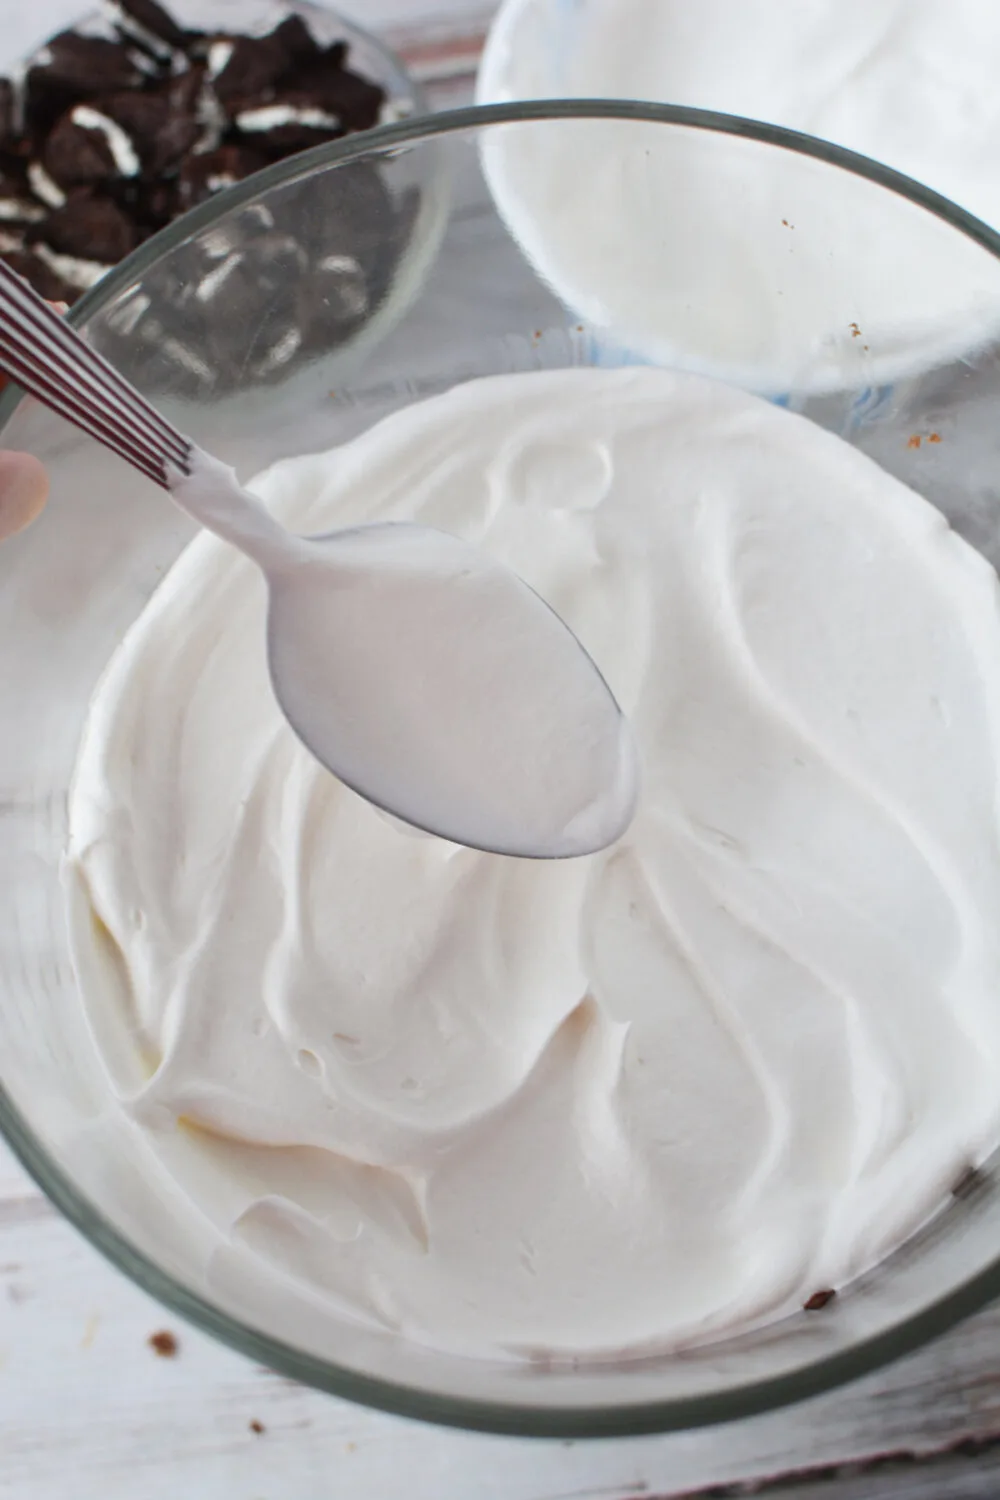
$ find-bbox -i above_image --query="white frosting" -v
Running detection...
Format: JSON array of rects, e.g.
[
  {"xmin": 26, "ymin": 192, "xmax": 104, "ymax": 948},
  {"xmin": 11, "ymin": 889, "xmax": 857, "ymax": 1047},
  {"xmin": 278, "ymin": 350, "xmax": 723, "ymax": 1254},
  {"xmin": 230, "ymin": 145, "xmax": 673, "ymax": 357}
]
[
  {"xmin": 235, "ymin": 105, "xmax": 341, "ymax": 134},
  {"xmin": 66, "ymin": 368, "xmax": 1000, "ymax": 1360},
  {"xmin": 70, "ymin": 105, "xmax": 141, "ymax": 179},
  {"xmin": 476, "ymin": 0, "xmax": 1000, "ymax": 393},
  {"xmin": 27, "ymin": 161, "xmax": 65, "ymax": 209},
  {"xmin": 0, "ymin": 197, "xmax": 44, "ymax": 223},
  {"xmin": 206, "ymin": 40, "xmax": 234, "ymax": 79}
]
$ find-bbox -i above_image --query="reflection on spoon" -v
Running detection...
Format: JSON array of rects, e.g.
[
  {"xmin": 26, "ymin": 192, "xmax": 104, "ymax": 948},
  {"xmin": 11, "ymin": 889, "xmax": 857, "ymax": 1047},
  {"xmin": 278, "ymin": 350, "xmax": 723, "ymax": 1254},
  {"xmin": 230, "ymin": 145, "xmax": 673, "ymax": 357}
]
[{"xmin": 170, "ymin": 448, "xmax": 639, "ymax": 858}]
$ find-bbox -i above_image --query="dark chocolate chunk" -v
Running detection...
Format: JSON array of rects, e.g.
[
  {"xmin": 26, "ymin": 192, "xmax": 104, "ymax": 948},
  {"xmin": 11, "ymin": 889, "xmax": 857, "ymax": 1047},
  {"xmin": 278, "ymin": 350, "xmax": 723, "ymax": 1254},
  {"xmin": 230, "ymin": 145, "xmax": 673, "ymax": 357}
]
[
  {"xmin": 44, "ymin": 116, "xmax": 118, "ymax": 189},
  {"xmin": 1, "ymin": 247, "xmax": 77, "ymax": 303},
  {"xmin": 104, "ymin": 172, "xmax": 178, "ymax": 237},
  {"xmin": 270, "ymin": 14, "xmax": 322, "ymax": 68},
  {"xmin": 178, "ymin": 143, "xmax": 269, "ymax": 209},
  {"xmin": 30, "ymin": 191, "xmax": 135, "ymax": 263},
  {"xmin": 30, "ymin": 32, "xmax": 144, "ymax": 97},
  {"xmin": 131, "ymin": 178, "xmax": 180, "ymax": 232},
  {"xmin": 23, "ymin": 32, "xmax": 146, "ymax": 145},
  {"xmin": 212, "ymin": 33, "xmax": 290, "ymax": 110},
  {"xmin": 151, "ymin": 112, "xmax": 203, "ymax": 177},
  {"xmin": 803, "ymin": 1289, "xmax": 836, "ymax": 1312},
  {"xmin": 100, "ymin": 63, "xmax": 209, "ymax": 176},
  {"xmin": 284, "ymin": 49, "xmax": 384, "ymax": 132},
  {"xmin": 97, "ymin": 89, "xmax": 169, "ymax": 164}
]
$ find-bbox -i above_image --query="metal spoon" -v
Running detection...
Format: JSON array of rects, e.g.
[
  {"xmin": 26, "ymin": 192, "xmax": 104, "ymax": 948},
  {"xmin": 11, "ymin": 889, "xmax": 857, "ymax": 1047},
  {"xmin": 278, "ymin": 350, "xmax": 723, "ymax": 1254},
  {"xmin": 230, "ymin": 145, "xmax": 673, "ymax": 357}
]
[{"xmin": 0, "ymin": 261, "xmax": 638, "ymax": 857}]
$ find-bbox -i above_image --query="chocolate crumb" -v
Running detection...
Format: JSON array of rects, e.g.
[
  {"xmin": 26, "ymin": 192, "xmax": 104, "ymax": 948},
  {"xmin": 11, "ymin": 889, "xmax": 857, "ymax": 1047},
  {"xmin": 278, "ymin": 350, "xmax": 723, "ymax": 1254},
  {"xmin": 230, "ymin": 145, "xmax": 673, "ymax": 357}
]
[
  {"xmin": 953, "ymin": 1164, "xmax": 984, "ymax": 1198},
  {"xmin": 148, "ymin": 1329, "xmax": 178, "ymax": 1356},
  {"xmin": 804, "ymin": 1289, "xmax": 836, "ymax": 1311},
  {"xmin": 249, "ymin": 1418, "xmax": 265, "ymax": 1434}
]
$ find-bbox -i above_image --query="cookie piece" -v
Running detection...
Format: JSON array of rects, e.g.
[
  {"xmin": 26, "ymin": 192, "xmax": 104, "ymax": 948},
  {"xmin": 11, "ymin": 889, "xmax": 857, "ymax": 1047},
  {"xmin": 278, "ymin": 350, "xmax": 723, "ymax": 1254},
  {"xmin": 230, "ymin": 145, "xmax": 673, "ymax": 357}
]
[
  {"xmin": 44, "ymin": 118, "xmax": 117, "ymax": 188},
  {"xmin": 287, "ymin": 48, "xmax": 384, "ymax": 132},
  {"xmin": 29, "ymin": 192, "xmax": 136, "ymax": 263},
  {"xmin": 233, "ymin": 98, "xmax": 344, "ymax": 156},
  {"xmin": 29, "ymin": 32, "xmax": 145, "ymax": 98},
  {"xmin": 105, "ymin": 0, "xmax": 189, "ymax": 54},
  {"xmin": 211, "ymin": 33, "xmax": 291, "ymax": 111},
  {"xmin": 178, "ymin": 144, "xmax": 270, "ymax": 209}
]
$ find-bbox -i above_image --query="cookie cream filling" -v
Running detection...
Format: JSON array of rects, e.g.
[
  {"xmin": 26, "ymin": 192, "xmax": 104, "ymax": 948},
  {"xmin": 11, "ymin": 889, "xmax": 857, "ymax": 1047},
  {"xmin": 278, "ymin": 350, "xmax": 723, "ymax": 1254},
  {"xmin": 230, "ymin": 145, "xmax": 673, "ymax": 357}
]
[{"xmin": 66, "ymin": 367, "xmax": 1000, "ymax": 1360}]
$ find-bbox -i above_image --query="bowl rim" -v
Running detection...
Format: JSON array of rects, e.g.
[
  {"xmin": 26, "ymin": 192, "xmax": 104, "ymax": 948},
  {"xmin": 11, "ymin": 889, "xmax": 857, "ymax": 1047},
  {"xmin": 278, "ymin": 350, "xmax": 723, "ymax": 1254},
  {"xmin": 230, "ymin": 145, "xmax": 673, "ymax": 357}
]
[{"xmin": 4, "ymin": 97, "xmax": 1000, "ymax": 1439}]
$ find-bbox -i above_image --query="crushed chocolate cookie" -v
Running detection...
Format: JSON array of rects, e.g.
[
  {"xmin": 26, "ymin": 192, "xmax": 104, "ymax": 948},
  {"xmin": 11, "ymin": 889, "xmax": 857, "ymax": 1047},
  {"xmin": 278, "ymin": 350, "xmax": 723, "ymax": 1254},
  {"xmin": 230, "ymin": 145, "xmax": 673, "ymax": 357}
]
[
  {"xmin": 29, "ymin": 193, "xmax": 136, "ymax": 263},
  {"xmin": 44, "ymin": 116, "xmax": 120, "ymax": 190},
  {"xmin": 108, "ymin": 0, "xmax": 189, "ymax": 54},
  {"xmin": 211, "ymin": 32, "xmax": 293, "ymax": 110},
  {"xmin": 803, "ymin": 1288, "xmax": 836, "ymax": 1311},
  {"xmin": 177, "ymin": 142, "xmax": 270, "ymax": 209},
  {"xmin": 0, "ymin": 0, "xmax": 393, "ymax": 312},
  {"xmin": 148, "ymin": 1328, "xmax": 178, "ymax": 1356},
  {"xmin": 27, "ymin": 32, "xmax": 145, "ymax": 114}
]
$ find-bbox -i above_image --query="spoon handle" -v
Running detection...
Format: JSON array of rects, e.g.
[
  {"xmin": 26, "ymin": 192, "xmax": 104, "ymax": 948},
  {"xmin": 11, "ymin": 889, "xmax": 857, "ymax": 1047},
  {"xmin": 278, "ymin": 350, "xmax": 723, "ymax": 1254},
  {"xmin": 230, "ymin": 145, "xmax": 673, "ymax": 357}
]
[{"xmin": 0, "ymin": 259, "xmax": 190, "ymax": 487}]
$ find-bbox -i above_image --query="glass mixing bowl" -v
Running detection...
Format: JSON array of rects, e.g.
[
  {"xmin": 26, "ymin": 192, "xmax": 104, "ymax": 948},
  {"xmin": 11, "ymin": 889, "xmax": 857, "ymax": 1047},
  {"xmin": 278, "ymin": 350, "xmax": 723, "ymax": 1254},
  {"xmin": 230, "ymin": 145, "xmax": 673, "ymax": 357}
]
[{"xmin": 4, "ymin": 102, "xmax": 1000, "ymax": 1438}]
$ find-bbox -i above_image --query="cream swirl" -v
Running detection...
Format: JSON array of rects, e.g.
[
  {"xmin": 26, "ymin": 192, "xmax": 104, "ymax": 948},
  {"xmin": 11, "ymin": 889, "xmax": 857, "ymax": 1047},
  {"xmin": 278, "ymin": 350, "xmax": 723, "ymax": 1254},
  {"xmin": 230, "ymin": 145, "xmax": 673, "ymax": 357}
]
[{"xmin": 66, "ymin": 368, "xmax": 1000, "ymax": 1359}]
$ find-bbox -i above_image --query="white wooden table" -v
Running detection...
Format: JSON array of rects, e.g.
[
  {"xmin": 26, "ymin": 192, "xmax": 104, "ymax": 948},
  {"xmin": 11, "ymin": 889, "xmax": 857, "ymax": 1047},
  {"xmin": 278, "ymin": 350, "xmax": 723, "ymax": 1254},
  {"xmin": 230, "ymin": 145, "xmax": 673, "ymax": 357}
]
[{"xmin": 5, "ymin": 4, "xmax": 1000, "ymax": 1497}]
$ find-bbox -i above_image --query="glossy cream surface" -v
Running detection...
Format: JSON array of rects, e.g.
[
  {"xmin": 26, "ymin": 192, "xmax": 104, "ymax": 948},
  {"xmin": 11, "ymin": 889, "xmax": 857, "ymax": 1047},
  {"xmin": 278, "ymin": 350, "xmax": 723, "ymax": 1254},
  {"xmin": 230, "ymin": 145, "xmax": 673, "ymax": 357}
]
[{"xmin": 66, "ymin": 368, "xmax": 1000, "ymax": 1359}]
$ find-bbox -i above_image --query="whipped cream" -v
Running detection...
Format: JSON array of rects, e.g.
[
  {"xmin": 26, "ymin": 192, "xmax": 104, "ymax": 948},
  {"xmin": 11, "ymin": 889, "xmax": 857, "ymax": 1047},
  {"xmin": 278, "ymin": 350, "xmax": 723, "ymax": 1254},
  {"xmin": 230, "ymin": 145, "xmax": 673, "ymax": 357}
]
[
  {"xmin": 476, "ymin": 0, "xmax": 1000, "ymax": 393},
  {"xmin": 66, "ymin": 368, "xmax": 1000, "ymax": 1360}
]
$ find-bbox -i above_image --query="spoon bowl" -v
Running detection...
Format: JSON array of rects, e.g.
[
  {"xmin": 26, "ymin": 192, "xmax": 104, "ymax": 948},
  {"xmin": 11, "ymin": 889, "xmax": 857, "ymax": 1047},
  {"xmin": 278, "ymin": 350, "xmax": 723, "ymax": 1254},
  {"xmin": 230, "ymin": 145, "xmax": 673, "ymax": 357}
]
[
  {"xmin": 266, "ymin": 522, "xmax": 638, "ymax": 857},
  {"xmin": 0, "ymin": 260, "xmax": 638, "ymax": 857}
]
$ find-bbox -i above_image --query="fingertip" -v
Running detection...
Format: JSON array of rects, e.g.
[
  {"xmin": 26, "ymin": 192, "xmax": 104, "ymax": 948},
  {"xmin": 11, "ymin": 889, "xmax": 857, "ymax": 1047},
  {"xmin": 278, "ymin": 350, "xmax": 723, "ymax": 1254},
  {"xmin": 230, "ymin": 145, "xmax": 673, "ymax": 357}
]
[{"xmin": 0, "ymin": 450, "xmax": 49, "ymax": 540}]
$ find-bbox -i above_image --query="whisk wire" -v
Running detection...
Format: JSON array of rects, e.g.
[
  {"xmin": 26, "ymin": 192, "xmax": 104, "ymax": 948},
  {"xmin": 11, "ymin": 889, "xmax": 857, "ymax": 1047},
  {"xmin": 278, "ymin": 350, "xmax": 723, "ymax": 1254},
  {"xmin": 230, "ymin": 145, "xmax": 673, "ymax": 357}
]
[
  {"xmin": 0, "ymin": 259, "xmax": 191, "ymax": 487},
  {"xmin": 0, "ymin": 328, "xmax": 176, "ymax": 486}
]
